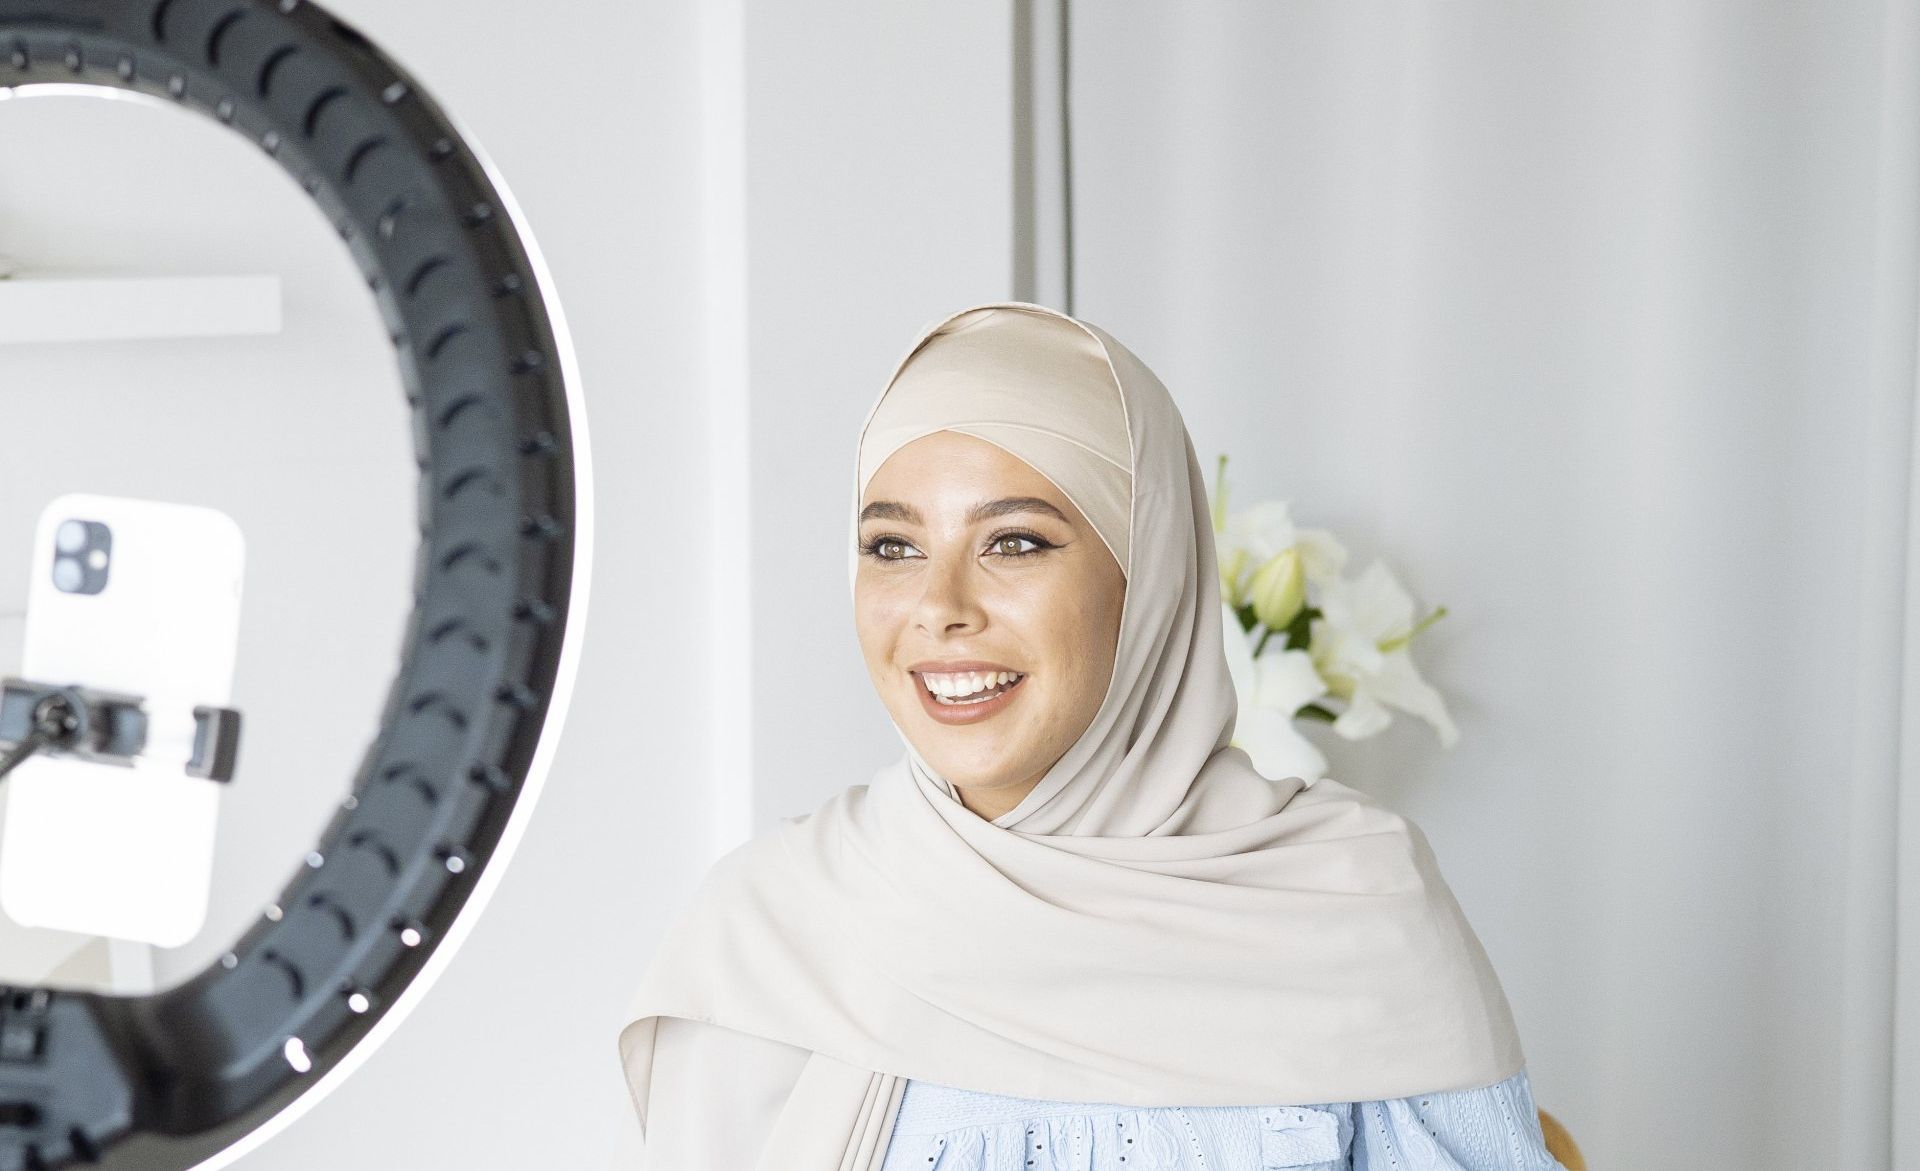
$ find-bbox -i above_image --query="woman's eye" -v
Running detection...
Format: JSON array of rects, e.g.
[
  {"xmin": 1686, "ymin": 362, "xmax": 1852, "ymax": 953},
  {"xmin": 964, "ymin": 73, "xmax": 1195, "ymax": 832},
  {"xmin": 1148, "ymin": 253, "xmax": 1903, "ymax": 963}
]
[
  {"xmin": 858, "ymin": 531, "xmax": 1052, "ymax": 562},
  {"xmin": 986, "ymin": 530, "xmax": 1057, "ymax": 558}
]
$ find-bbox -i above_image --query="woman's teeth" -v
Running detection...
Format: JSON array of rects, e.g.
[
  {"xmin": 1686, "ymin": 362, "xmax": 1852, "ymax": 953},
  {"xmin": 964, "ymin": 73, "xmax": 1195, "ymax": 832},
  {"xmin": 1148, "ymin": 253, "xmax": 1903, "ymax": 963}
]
[{"xmin": 922, "ymin": 670, "xmax": 1025, "ymax": 704}]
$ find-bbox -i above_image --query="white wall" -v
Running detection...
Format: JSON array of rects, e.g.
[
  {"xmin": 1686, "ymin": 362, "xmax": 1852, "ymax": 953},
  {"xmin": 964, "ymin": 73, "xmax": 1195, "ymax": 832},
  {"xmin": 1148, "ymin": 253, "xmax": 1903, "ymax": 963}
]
[
  {"xmin": 1067, "ymin": 4, "xmax": 1913, "ymax": 1168},
  {"xmin": 740, "ymin": 2, "xmax": 1019, "ymax": 833}
]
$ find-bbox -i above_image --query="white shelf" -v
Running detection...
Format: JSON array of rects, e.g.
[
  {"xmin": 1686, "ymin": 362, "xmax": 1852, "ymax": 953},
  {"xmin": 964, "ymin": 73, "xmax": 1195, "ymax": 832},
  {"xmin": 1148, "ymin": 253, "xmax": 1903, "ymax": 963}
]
[{"xmin": 0, "ymin": 274, "xmax": 281, "ymax": 345}]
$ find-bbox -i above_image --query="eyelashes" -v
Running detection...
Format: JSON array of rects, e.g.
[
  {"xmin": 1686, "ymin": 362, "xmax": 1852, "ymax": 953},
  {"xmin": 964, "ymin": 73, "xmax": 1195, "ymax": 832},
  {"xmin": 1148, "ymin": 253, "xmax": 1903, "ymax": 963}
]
[{"xmin": 858, "ymin": 528, "xmax": 1056, "ymax": 563}]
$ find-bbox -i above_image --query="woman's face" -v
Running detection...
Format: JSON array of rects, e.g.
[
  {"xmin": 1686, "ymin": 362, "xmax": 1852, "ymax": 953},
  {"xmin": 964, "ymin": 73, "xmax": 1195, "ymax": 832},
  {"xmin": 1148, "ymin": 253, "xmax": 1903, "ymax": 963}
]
[{"xmin": 855, "ymin": 430, "xmax": 1127, "ymax": 821}]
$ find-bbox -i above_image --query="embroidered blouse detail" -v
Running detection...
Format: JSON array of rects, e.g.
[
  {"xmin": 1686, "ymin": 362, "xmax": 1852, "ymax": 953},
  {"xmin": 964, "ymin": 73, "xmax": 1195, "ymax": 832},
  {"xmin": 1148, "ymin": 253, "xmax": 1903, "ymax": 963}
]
[{"xmin": 878, "ymin": 1066, "xmax": 1567, "ymax": 1170}]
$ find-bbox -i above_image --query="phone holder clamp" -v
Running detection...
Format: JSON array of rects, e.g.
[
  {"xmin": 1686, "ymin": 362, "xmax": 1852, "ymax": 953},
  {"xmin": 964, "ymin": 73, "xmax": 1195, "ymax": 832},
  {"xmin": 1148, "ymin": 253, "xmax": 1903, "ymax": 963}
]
[{"xmin": 0, "ymin": 676, "xmax": 240, "ymax": 785}]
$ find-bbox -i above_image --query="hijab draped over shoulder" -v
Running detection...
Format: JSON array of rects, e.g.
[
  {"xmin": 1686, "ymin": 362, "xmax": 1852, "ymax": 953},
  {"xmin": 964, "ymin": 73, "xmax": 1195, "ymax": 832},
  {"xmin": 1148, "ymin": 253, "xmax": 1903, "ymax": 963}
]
[{"xmin": 616, "ymin": 301, "xmax": 1524, "ymax": 1170}]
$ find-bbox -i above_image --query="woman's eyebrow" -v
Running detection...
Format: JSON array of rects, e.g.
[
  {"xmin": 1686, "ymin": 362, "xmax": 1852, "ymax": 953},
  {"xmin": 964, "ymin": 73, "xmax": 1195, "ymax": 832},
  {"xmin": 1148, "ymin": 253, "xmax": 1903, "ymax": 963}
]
[{"xmin": 859, "ymin": 496, "xmax": 1070, "ymax": 526}]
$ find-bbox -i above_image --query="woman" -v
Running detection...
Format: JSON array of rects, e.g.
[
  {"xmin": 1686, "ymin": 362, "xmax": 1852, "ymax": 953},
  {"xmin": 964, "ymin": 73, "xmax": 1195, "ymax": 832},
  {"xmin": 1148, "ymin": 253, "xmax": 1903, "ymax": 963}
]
[{"xmin": 618, "ymin": 302, "xmax": 1568, "ymax": 1170}]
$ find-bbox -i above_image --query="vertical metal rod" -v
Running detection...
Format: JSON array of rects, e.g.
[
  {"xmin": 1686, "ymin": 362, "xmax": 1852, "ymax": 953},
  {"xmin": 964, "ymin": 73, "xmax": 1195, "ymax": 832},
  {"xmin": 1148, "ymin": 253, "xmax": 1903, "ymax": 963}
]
[{"xmin": 1012, "ymin": 0, "xmax": 1074, "ymax": 313}]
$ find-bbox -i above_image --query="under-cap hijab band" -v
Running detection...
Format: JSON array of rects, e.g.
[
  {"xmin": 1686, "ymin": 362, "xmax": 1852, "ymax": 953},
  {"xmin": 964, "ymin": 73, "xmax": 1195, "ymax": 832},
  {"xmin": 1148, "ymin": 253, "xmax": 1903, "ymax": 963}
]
[{"xmin": 856, "ymin": 305, "xmax": 1134, "ymax": 577}]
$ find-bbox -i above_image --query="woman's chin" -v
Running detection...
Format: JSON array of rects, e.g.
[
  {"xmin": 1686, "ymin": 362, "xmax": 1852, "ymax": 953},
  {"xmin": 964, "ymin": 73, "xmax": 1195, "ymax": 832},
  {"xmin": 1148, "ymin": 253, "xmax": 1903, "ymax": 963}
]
[{"xmin": 910, "ymin": 741, "xmax": 1023, "ymax": 788}]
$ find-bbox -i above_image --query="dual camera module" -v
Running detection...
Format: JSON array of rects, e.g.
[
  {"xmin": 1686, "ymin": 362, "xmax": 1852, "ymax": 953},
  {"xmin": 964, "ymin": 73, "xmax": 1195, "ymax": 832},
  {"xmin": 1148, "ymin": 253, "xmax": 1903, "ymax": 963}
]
[{"xmin": 51, "ymin": 518, "xmax": 110, "ymax": 596}]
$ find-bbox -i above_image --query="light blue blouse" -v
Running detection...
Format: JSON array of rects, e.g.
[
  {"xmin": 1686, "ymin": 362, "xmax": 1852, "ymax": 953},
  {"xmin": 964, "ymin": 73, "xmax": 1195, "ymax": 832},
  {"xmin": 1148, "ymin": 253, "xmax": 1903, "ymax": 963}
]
[{"xmin": 879, "ymin": 1066, "xmax": 1568, "ymax": 1171}]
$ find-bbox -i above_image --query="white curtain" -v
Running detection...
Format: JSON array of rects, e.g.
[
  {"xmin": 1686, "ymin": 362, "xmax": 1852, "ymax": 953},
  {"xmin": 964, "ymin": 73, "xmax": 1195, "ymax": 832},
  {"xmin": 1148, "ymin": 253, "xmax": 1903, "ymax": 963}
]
[{"xmin": 1064, "ymin": 4, "xmax": 1919, "ymax": 1167}]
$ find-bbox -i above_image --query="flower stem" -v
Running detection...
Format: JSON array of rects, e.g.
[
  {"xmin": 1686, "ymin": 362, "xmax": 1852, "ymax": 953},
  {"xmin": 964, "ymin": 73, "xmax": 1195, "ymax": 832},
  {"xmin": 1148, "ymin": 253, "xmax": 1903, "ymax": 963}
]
[
  {"xmin": 1252, "ymin": 604, "xmax": 1319, "ymax": 658},
  {"xmin": 1211, "ymin": 453, "xmax": 1230, "ymax": 533}
]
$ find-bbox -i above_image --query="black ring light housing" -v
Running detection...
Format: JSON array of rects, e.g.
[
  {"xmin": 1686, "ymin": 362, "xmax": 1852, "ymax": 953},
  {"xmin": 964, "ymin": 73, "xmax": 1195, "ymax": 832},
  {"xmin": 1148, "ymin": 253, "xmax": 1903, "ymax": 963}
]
[{"xmin": 0, "ymin": 1, "xmax": 588, "ymax": 1167}]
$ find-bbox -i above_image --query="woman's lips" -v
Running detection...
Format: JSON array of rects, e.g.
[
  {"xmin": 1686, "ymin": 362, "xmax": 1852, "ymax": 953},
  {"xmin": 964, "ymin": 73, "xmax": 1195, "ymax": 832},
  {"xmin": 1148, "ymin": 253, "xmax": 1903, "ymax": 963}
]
[{"xmin": 913, "ymin": 672, "xmax": 1027, "ymax": 726}]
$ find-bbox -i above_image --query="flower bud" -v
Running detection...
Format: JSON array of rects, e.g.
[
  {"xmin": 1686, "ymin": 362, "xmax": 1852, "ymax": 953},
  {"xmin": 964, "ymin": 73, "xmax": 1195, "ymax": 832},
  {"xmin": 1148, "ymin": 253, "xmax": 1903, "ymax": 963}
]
[{"xmin": 1249, "ymin": 547, "xmax": 1306, "ymax": 630}]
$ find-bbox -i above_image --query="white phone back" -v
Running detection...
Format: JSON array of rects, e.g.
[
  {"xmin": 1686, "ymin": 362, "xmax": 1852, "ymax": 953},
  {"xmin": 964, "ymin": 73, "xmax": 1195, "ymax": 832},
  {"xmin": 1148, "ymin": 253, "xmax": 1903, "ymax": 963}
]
[{"xmin": 0, "ymin": 492, "xmax": 244, "ymax": 947}]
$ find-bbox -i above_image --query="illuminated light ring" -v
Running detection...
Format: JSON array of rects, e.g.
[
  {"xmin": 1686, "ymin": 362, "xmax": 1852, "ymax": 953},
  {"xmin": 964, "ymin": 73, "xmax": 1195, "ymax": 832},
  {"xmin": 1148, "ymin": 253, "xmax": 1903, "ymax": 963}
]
[{"xmin": 0, "ymin": 1, "xmax": 593, "ymax": 1167}]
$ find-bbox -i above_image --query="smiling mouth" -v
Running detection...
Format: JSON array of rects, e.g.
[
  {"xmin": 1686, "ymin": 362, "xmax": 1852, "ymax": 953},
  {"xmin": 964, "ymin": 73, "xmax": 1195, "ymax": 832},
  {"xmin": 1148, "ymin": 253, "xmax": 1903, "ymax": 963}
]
[{"xmin": 926, "ymin": 674, "xmax": 1027, "ymax": 705}]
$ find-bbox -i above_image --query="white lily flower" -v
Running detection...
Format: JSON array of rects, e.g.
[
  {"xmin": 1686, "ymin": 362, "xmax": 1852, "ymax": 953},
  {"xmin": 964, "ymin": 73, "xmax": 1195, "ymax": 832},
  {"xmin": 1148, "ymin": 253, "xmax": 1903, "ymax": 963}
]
[
  {"xmin": 1221, "ymin": 601, "xmax": 1331, "ymax": 785},
  {"xmin": 1216, "ymin": 499, "xmax": 1348, "ymax": 610},
  {"xmin": 1309, "ymin": 559, "xmax": 1458, "ymax": 747}
]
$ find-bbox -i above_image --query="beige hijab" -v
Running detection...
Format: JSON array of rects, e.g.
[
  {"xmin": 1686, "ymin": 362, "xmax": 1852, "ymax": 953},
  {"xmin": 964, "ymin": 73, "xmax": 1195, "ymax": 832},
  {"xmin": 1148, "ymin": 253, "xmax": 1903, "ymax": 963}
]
[{"xmin": 616, "ymin": 302, "xmax": 1524, "ymax": 1169}]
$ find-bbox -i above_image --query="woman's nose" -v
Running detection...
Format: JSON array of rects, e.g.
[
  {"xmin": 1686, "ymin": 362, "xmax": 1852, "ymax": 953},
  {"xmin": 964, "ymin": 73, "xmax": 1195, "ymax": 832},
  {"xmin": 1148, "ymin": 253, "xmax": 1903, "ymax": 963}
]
[{"xmin": 913, "ymin": 551, "xmax": 983, "ymax": 632}]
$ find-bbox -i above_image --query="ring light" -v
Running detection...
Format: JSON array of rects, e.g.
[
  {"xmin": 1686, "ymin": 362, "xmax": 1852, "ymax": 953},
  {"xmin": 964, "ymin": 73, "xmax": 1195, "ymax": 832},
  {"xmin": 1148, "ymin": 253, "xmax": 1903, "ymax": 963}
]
[{"xmin": 0, "ymin": 0, "xmax": 592, "ymax": 1166}]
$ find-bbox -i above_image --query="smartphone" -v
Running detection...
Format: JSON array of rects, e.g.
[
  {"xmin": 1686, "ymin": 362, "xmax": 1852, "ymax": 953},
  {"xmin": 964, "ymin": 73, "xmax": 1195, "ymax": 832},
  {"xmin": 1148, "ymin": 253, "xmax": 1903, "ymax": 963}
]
[{"xmin": 0, "ymin": 493, "xmax": 244, "ymax": 947}]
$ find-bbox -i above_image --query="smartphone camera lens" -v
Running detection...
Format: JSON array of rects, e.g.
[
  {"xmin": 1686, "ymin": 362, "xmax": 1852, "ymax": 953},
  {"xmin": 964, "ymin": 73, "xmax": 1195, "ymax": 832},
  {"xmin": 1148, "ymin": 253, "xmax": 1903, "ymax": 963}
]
[{"xmin": 50, "ymin": 518, "xmax": 111, "ymax": 595}]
